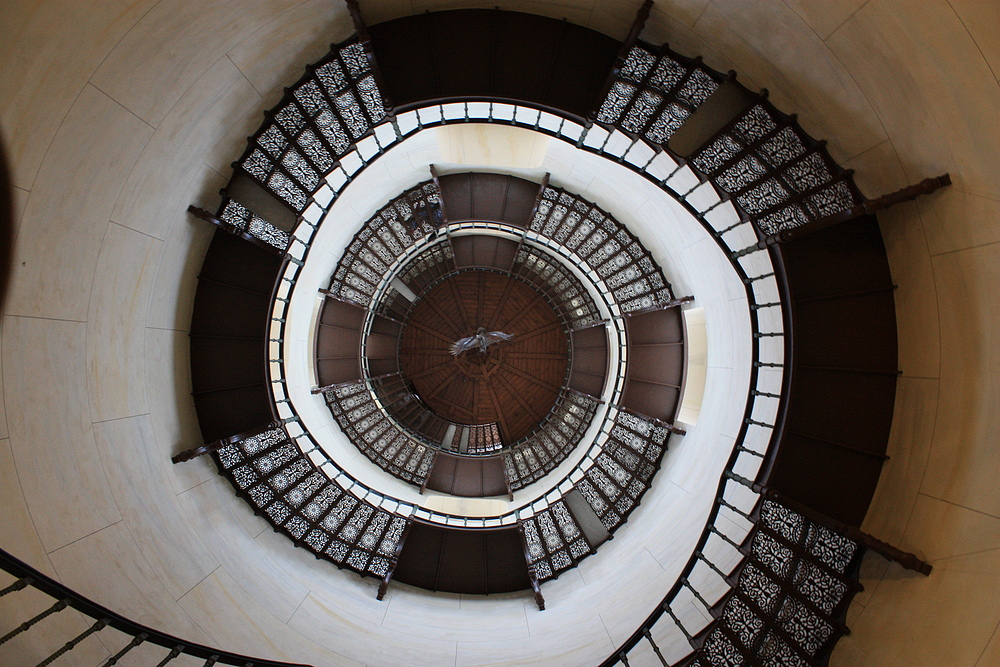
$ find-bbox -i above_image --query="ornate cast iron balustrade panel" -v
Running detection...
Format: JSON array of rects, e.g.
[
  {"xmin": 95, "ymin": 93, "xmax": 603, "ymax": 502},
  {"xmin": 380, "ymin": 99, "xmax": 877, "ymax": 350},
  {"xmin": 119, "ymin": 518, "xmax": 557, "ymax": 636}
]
[
  {"xmin": 511, "ymin": 244, "xmax": 602, "ymax": 330},
  {"xmin": 689, "ymin": 499, "xmax": 862, "ymax": 667},
  {"xmin": 502, "ymin": 391, "xmax": 598, "ymax": 490},
  {"xmin": 239, "ymin": 39, "xmax": 387, "ymax": 213},
  {"xmin": 323, "ymin": 380, "xmax": 436, "ymax": 486},
  {"xmin": 529, "ymin": 186, "xmax": 674, "ymax": 313},
  {"xmin": 218, "ymin": 198, "xmax": 291, "ymax": 251},
  {"xmin": 689, "ymin": 103, "xmax": 862, "ymax": 237},
  {"xmin": 596, "ymin": 43, "xmax": 723, "ymax": 146},
  {"xmin": 519, "ymin": 499, "xmax": 592, "ymax": 582},
  {"xmin": 214, "ymin": 424, "xmax": 408, "ymax": 579},
  {"xmin": 596, "ymin": 42, "xmax": 864, "ymax": 240},
  {"xmin": 329, "ymin": 180, "xmax": 442, "ymax": 307},
  {"xmin": 574, "ymin": 409, "xmax": 670, "ymax": 532}
]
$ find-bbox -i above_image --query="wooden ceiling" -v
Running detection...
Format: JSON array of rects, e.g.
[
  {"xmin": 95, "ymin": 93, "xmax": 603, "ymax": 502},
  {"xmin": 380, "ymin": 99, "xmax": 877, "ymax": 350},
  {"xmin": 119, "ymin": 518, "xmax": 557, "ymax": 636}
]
[{"xmin": 399, "ymin": 270, "xmax": 568, "ymax": 443}]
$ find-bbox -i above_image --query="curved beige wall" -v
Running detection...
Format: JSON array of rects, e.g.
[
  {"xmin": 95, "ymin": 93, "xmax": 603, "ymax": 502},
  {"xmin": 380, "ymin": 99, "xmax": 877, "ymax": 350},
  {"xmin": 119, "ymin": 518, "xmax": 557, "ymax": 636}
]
[{"xmin": 1, "ymin": 1, "xmax": 998, "ymax": 665}]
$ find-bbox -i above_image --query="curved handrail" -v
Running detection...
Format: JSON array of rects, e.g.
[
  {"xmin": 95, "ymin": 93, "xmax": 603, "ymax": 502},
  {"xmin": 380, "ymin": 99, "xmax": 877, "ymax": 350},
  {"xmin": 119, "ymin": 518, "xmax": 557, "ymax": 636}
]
[
  {"xmin": 196, "ymin": 20, "xmax": 804, "ymax": 653},
  {"xmin": 263, "ymin": 99, "xmax": 774, "ymax": 530},
  {"xmin": 0, "ymin": 548, "xmax": 310, "ymax": 667}
]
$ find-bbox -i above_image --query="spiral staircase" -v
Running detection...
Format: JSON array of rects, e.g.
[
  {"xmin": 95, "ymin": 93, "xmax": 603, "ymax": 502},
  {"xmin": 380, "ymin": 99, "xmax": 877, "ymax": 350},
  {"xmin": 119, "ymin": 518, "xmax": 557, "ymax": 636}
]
[{"xmin": 0, "ymin": 1, "xmax": 952, "ymax": 665}]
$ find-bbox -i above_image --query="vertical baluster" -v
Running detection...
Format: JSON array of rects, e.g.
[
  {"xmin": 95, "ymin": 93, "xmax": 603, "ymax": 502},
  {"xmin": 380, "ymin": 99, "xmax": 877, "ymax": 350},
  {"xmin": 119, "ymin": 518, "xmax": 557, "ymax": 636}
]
[
  {"xmin": 659, "ymin": 161, "xmax": 685, "ymax": 187},
  {"xmin": 618, "ymin": 137, "xmax": 639, "ymax": 163},
  {"xmin": 37, "ymin": 618, "xmax": 109, "ymax": 666},
  {"xmin": 599, "ymin": 128, "xmax": 613, "ymax": 152},
  {"xmin": 641, "ymin": 149, "xmax": 658, "ymax": 172},
  {"xmin": 100, "ymin": 632, "xmax": 147, "ymax": 666},
  {"xmin": 0, "ymin": 598, "xmax": 68, "ymax": 645},
  {"xmin": 708, "ymin": 523, "xmax": 745, "ymax": 551},
  {"xmin": 663, "ymin": 603, "xmax": 697, "ymax": 650},
  {"xmin": 153, "ymin": 646, "xmax": 184, "ymax": 667},
  {"xmin": 642, "ymin": 628, "xmax": 669, "ymax": 667},
  {"xmin": 710, "ymin": 216, "xmax": 749, "ymax": 238},
  {"xmin": 680, "ymin": 577, "xmax": 716, "ymax": 618},
  {"xmin": 390, "ymin": 114, "xmax": 404, "ymax": 141},
  {"xmin": 0, "ymin": 576, "xmax": 31, "ymax": 597}
]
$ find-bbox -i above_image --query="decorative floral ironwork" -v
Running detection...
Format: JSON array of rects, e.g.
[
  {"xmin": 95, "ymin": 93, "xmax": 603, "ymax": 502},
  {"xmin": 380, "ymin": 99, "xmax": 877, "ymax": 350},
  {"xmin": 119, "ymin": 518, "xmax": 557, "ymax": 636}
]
[
  {"xmin": 238, "ymin": 38, "xmax": 386, "ymax": 213},
  {"xmin": 519, "ymin": 504, "xmax": 589, "ymax": 582},
  {"xmin": 213, "ymin": 425, "xmax": 410, "ymax": 580}
]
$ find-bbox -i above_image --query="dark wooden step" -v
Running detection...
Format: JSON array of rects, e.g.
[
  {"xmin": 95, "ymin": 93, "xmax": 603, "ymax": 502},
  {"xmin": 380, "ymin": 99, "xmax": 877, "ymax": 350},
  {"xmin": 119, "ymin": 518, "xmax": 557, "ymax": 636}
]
[
  {"xmin": 424, "ymin": 452, "xmax": 508, "ymax": 497},
  {"xmin": 392, "ymin": 522, "xmax": 530, "ymax": 595},
  {"xmin": 764, "ymin": 215, "xmax": 897, "ymax": 526},
  {"xmin": 368, "ymin": 9, "xmax": 620, "ymax": 120},
  {"xmin": 438, "ymin": 173, "xmax": 541, "ymax": 229}
]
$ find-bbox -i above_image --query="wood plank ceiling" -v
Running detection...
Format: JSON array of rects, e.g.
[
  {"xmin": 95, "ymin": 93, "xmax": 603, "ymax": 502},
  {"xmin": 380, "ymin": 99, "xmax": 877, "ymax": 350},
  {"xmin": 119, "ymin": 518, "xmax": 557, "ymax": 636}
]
[{"xmin": 399, "ymin": 270, "xmax": 568, "ymax": 443}]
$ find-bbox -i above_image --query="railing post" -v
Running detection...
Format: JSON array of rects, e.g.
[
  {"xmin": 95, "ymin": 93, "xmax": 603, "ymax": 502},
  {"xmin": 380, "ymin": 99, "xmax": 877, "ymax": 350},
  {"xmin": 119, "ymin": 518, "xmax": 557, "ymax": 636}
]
[
  {"xmin": 642, "ymin": 628, "xmax": 669, "ymax": 667},
  {"xmin": 0, "ymin": 548, "xmax": 314, "ymax": 666},
  {"xmin": 171, "ymin": 419, "xmax": 295, "ymax": 464},
  {"xmin": 187, "ymin": 205, "xmax": 287, "ymax": 256},
  {"xmin": 663, "ymin": 603, "xmax": 698, "ymax": 650},
  {"xmin": 516, "ymin": 522, "xmax": 546, "ymax": 611},
  {"xmin": 763, "ymin": 487, "xmax": 932, "ymax": 575},
  {"xmin": 37, "ymin": 618, "xmax": 109, "ymax": 667},
  {"xmin": 0, "ymin": 598, "xmax": 69, "ymax": 646},
  {"xmin": 0, "ymin": 576, "xmax": 32, "ymax": 597},
  {"xmin": 754, "ymin": 174, "xmax": 951, "ymax": 248},
  {"xmin": 377, "ymin": 520, "xmax": 413, "ymax": 601}
]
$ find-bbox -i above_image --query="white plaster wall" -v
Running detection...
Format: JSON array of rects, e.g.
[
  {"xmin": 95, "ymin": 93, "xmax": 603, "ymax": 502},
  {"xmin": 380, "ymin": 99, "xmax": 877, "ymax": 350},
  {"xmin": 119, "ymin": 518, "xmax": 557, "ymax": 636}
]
[{"xmin": 1, "ymin": 1, "xmax": 998, "ymax": 665}]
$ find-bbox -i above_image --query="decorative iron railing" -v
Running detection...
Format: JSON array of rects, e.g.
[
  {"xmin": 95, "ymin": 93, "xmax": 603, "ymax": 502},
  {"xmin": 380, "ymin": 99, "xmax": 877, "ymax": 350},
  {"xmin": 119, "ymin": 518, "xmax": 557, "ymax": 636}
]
[
  {"xmin": 215, "ymin": 422, "xmax": 408, "ymax": 579},
  {"xmin": 322, "ymin": 213, "xmax": 633, "ymax": 501},
  {"xmin": 595, "ymin": 43, "xmax": 724, "ymax": 145},
  {"xmin": 327, "ymin": 180, "xmax": 441, "ymax": 307},
  {"xmin": 594, "ymin": 41, "xmax": 864, "ymax": 241},
  {"xmin": 527, "ymin": 185, "xmax": 674, "ymax": 313},
  {"xmin": 216, "ymin": 198, "xmax": 292, "ymax": 251},
  {"xmin": 248, "ymin": 99, "xmax": 781, "ymax": 617},
  {"xmin": 576, "ymin": 408, "xmax": 672, "ymax": 533},
  {"xmin": 0, "ymin": 548, "xmax": 310, "ymax": 667},
  {"xmin": 520, "ymin": 498, "xmax": 593, "ymax": 582},
  {"xmin": 600, "ymin": 497, "xmax": 863, "ymax": 667},
  {"xmin": 503, "ymin": 390, "xmax": 600, "ymax": 490},
  {"xmin": 238, "ymin": 39, "xmax": 388, "ymax": 213},
  {"xmin": 192, "ymin": 26, "xmax": 798, "ymax": 652},
  {"xmin": 324, "ymin": 380, "xmax": 438, "ymax": 485}
]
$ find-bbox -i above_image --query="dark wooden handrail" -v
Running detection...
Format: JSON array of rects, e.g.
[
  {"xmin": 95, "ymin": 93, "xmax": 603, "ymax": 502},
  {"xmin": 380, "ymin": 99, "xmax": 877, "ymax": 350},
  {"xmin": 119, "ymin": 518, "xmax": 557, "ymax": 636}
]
[
  {"xmin": 752, "ymin": 174, "xmax": 952, "ymax": 250},
  {"xmin": 762, "ymin": 487, "xmax": 932, "ymax": 575}
]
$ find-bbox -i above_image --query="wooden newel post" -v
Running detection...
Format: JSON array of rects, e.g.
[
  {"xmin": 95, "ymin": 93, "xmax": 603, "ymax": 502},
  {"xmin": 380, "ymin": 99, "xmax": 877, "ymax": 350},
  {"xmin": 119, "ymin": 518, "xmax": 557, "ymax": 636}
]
[
  {"xmin": 376, "ymin": 520, "xmax": 412, "ymax": 601},
  {"xmin": 763, "ymin": 488, "xmax": 932, "ymax": 575},
  {"xmin": 187, "ymin": 205, "xmax": 220, "ymax": 225},
  {"xmin": 170, "ymin": 437, "xmax": 232, "ymax": 464},
  {"xmin": 171, "ymin": 419, "xmax": 296, "ymax": 464},
  {"xmin": 663, "ymin": 295, "xmax": 695, "ymax": 309},
  {"xmin": 516, "ymin": 523, "xmax": 547, "ymax": 611},
  {"xmin": 755, "ymin": 174, "xmax": 952, "ymax": 250},
  {"xmin": 187, "ymin": 204, "xmax": 286, "ymax": 256}
]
